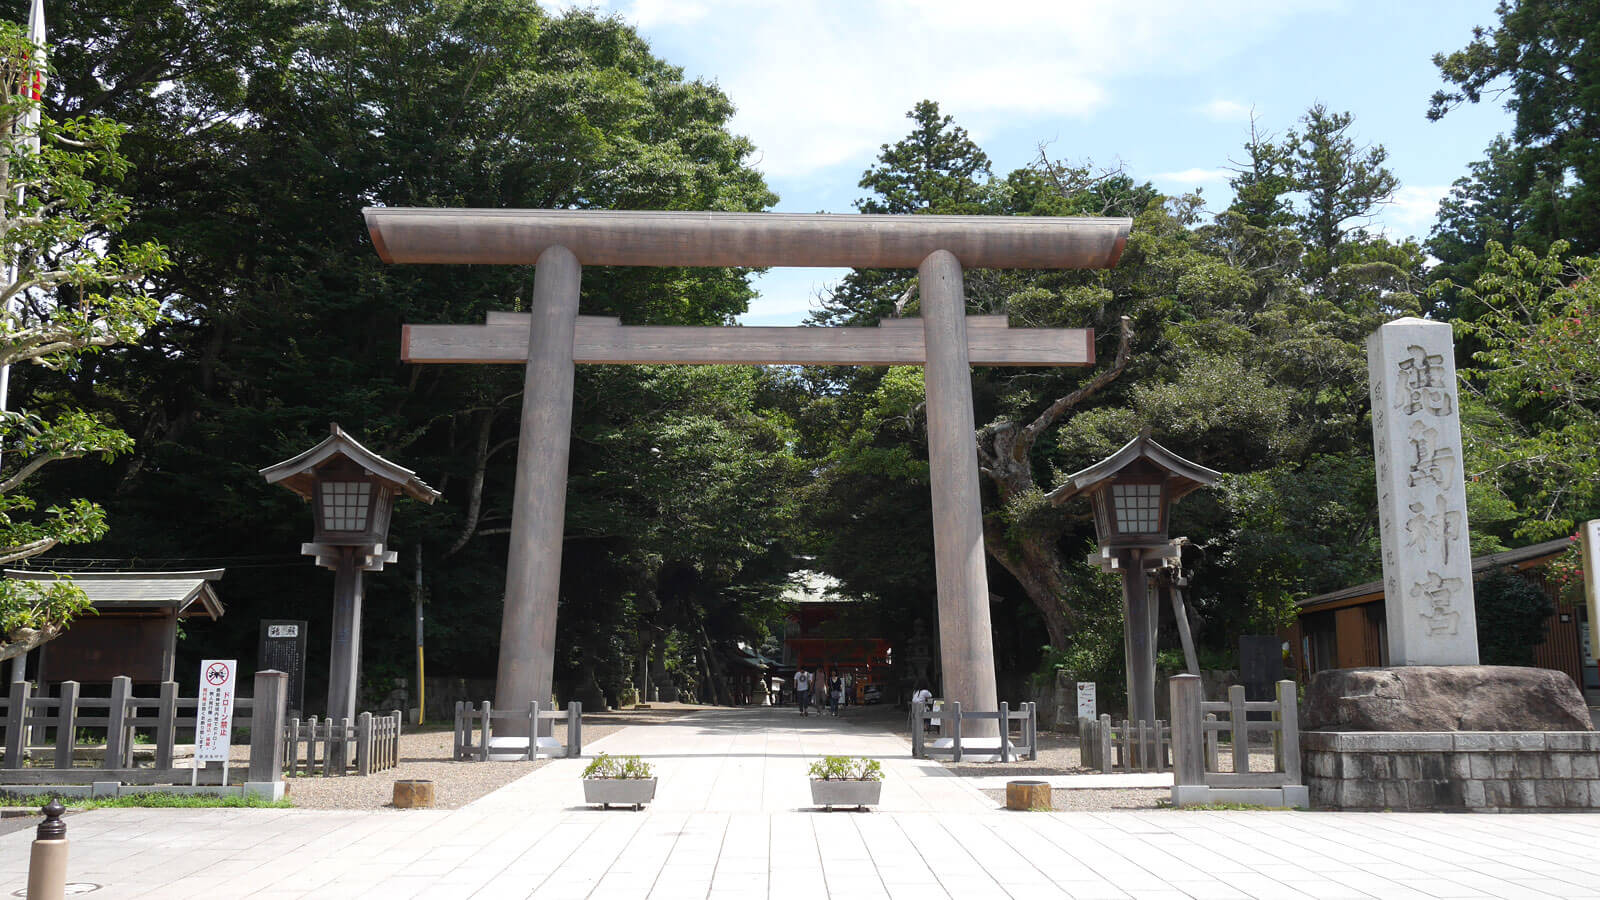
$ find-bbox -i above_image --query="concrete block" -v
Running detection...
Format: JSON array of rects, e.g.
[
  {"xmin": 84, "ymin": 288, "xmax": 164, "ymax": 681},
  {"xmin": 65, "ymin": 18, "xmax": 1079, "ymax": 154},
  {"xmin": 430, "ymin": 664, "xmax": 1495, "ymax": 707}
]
[
  {"xmin": 1449, "ymin": 754, "xmax": 1473, "ymax": 779},
  {"xmin": 1392, "ymin": 755, "xmax": 1419, "ymax": 780},
  {"xmin": 1281, "ymin": 785, "xmax": 1309, "ymax": 809},
  {"xmin": 1394, "ymin": 733, "xmax": 1454, "ymax": 751},
  {"xmin": 91, "ymin": 781, "xmax": 119, "ymax": 799},
  {"xmin": 244, "ymin": 781, "xmax": 286, "ymax": 802},
  {"xmin": 1469, "ymin": 754, "xmax": 1494, "ymax": 779},
  {"xmin": 1590, "ymin": 781, "xmax": 1600, "ymax": 808},
  {"xmin": 1572, "ymin": 755, "xmax": 1599, "ymax": 779},
  {"xmin": 1483, "ymin": 780, "xmax": 1509, "ymax": 807},
  {"xmin": 1206, "ymin": 787, "xmax": 1301, "ymax": 807},
  {"xmin": 1546, "ymin": 732, "xmax": 1587, "ymax": 751},
  {"xmin": 1306, "ymin": 753, "xmax": 1333, "ymax": 779},
  {"xmin": 1516, "ymin": 752, "xmax": 1548, "ymax": 778},
  {"xmin": 1382, "ymin": 781, "xmax": 1409, "ymax": 810},
  {"xmin": 1545, "ymin": 753, "xmax": 1574, "ymax": 779},
  {"xmin": 1308, "ymin": 779, "xmax": 1335, "ymax": 809},
  {"xmin": 1462, "ymin": 779, "xmax": 1486, "ymax": 807},
  {"xmin": 1340, "ymin": 780, "xmax": 1383, "ymax": 809},
  {"xmin": 1453, "ymin": 732, "xmax": 1494, "ymax": 751},
  {"xmin": 1535, "ymin": 780, "xmax": 1566, "ymax": 808},
  {"xmin": 1493, "ymin": 752, "xmax": 1517, "ymax": 778},
  {"xmin": 1417, "ymin": 752, "xmax": 1452, "ymax": 780},
  {"xmin": 1510, "ymin": 778, "xmax": 1538, "ymax": 808},
  {"xmin": 1171, "ymin": 784, "xmax": 1211, "ymax": 807},
  {"xmin": 1504, "ymin": 732, "xmax": 1547, "ymax": 751}
]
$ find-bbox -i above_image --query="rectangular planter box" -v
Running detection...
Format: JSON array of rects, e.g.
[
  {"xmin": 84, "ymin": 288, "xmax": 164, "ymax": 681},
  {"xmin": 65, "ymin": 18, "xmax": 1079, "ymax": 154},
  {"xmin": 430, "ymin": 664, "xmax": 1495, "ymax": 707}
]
[
  {"xmin": 810, "ymin": 778, "xmax": 882, "ymax": 810},
  {"xmin": 582, "ymin": 777, "xmax": 657, "ymax": 809}
]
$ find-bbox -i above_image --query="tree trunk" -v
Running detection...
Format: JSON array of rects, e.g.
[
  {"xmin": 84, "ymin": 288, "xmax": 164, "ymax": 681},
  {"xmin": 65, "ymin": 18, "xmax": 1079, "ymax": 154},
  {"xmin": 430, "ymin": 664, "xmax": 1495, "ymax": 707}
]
[{"xmin": 983, "ymin": 516, "xmax": 1073, "ymax": 650}]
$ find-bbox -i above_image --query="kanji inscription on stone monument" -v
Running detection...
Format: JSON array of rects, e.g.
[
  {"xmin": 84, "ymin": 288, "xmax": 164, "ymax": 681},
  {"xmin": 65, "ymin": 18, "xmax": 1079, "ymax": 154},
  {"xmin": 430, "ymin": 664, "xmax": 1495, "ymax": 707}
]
[{"xmin": 1368, "ymin": 317, "xmax": 1479, "ymax": 665}]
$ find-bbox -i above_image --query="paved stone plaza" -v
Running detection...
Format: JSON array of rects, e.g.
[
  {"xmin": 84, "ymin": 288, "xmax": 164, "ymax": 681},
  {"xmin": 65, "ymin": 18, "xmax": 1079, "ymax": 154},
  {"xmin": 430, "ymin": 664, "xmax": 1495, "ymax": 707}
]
[{"xmin": 3, "ymin": 706, "xmax": 1600, "ymax": 899}]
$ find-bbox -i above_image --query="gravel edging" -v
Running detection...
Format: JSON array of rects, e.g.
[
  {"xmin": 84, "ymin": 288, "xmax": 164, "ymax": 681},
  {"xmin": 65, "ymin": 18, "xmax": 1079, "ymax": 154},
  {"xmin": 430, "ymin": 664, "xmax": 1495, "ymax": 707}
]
[{"xmin": 285, "ymin": 704, "xmax": 710, "ymax": 810}]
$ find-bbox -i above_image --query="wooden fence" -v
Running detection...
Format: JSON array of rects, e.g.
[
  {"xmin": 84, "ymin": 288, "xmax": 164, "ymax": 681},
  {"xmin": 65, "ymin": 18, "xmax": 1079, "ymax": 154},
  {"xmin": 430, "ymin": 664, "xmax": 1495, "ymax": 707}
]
[
  {"xmin": 282, "ymin": 710, "xmax": 402, "ymax": 777},
  {"xmin": 910, "ymin": 700, "xmax": 1037, "ymax": 763},
  {"xmin": 1169, "ymin": 675, "xmax": 1306, "ymax": 807},
  {"xmin": 454, "ymin": 700, "xmax": 583, "ymax": 761},
  {"xmin": 1078, "ymin": 715, "xmax": 1171, "ymax": 773},
  {"xmin": 0, "ymin": 671, "xmax": 287, "ymax": 788}
]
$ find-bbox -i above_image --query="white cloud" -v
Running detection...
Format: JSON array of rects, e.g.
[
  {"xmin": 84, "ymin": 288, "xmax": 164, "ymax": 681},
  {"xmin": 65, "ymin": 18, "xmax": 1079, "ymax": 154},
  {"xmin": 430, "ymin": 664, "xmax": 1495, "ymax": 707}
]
[
  {"xmin": 1200, "ymin": 99, "xmax": 1255, "ymax": 121},
  {"xmin": 1153, "ymin": 168, "xmax": 1233, "ymax": 184},
  {"xmin": 1387, "ymin": 185, "xmax": 1449, "ymax": 237},
  {"xmin": 601, "ymin": 0, "xmax": 1328, "ymax": 179}
]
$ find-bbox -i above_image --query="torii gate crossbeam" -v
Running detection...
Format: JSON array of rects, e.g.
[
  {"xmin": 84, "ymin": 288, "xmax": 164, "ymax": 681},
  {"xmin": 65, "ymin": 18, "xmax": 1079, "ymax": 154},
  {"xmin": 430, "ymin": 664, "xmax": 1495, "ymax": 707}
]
[{"xmin": 367, "ymin": 208, "xmax": 1131, "ymax": 741}]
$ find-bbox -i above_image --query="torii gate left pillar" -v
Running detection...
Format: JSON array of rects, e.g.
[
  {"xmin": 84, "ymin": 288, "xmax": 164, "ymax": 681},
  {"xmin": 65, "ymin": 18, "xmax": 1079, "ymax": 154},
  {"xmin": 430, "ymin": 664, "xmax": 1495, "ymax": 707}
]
[{"xmin": 366, "ymin": 209, "xmax": 1130, "ymax": 738}]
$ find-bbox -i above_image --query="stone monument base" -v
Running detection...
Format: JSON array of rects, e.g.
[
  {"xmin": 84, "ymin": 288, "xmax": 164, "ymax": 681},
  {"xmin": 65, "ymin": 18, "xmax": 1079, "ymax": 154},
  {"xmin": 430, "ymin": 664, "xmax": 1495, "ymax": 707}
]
[{"xmin": 1303, "ymin": 666, "xmax": 1598, "ymax": 811}]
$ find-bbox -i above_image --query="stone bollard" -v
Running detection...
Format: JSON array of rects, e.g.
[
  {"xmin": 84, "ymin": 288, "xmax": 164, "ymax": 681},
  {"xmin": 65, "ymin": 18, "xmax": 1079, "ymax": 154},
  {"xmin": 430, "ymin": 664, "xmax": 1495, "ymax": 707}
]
[
  {"xmin": 393, "ymin": 779, "xmax": 435, "ymax": 809},
  {"xmin": 27, "ymin": 797, "xmax": 67, "ymax": 900},
  {"xmin": 1005, "ymin": 780, "xmax": 1052, "ymax": 811}
]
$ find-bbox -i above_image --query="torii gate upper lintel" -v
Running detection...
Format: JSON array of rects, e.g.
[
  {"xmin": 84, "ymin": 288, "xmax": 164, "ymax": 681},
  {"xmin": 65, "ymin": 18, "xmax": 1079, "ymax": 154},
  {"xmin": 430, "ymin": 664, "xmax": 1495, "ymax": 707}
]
[{"xmin": 366, "ymin": 208, "xmax": 1132, "ymax": 740}]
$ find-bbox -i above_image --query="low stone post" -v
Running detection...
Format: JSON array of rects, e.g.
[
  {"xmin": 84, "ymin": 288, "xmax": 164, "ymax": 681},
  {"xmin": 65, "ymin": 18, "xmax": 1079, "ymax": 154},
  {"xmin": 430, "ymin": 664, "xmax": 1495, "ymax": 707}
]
[
  {"xmin": 247, "ymin": 670, "xmax": 287, "ymax": 798},
  {"xmin": 105, "ymin": 676, "xmax": 132, "ymax": 770},
  {"xmin": 1169, "ymin": 674, "xmax": 1204, "ymax": 788},
  {"xmin": 5, "ymin": 680, "xmax": 31, "ymax": 769},
  {"xmin": 567, "ymin": 701, "xmax": 582, "ymax": 758},
  {"xmin": 26, "ymin": 798, "xmax": 67, "ymax": 900}
]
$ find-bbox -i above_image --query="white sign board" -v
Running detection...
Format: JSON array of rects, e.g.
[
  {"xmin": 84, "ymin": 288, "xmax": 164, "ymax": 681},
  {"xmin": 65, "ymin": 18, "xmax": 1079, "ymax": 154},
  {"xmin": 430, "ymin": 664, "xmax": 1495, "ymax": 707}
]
[
  {"xmin": 195, "ymin": 659, "xmax": 237, "ymax": 763},
  {"xmin": 1076, "ymin": 682, "xmax": 1097, "ymax": 719},
  {"xmin": 267, "ymin": 624, "xmax": 298, "ymax": 638},
  {"xmin": 1581, "ymin": 521, "xmax": 1600, "ymax": 671}
]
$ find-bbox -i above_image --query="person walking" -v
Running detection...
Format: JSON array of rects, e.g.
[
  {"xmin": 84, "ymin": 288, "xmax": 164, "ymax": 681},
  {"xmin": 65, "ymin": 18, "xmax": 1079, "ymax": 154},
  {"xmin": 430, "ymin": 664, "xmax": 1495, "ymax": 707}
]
[
  {"xmin": 794, "ymin": 668, "xmax": 811, "ymax": 716},
  {"xmin": 829, "ymin": 675, "xmax": 843, "ymax": 717}
]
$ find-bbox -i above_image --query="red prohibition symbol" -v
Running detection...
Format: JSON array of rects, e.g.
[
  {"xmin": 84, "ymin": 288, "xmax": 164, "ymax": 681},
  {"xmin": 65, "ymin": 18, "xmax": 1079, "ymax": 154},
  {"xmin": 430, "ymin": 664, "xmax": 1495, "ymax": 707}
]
[{"xmin": 206, "ymin": 662, "xmax": 231, "ymax": 685}]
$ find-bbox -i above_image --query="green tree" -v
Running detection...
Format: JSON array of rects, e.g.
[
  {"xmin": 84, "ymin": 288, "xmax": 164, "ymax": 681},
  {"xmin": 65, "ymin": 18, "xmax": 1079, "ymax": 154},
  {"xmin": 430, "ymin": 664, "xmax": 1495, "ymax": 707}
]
[
  {"xmin": 1430, "ymin": 0, "xmax": 1600, "ymax": 259},
  {"xmin": 0, "ymin": 19, "xmax": 168, "ymax": 660},
  {"xmin": 1453, "ymin": 240, "xmax": 1600, "ymax": 540},
  {"xmin": 1474, "ymin": 567, "xmax": 1554, "ymax": 666}
]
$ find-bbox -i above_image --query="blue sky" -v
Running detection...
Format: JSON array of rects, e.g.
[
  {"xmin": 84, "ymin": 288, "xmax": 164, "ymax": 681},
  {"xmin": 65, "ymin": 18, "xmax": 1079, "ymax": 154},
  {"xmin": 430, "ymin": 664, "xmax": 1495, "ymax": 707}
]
[{"xmin": 551, "ymin": 1, "xmax": 1515, "ymax": 325}]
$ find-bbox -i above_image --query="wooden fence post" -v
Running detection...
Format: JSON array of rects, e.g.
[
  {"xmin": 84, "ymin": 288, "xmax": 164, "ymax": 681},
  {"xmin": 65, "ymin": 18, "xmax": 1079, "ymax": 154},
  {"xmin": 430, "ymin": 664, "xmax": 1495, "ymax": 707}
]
[
  {"xmin": 338, "ymin": 717, "xmax": 353, "ymax": 776},
  {"xmin": 567, "ymin": 701, "xmax": 581, "ymax": 758},
  {"xmin": 525, "ymin": 702, "xmax": 539, "ymax": 761},
  {"xmin": 155, "ymin": 681, "xmax": 177, "ymax": 771},
  {"xmin": 1169, "ymin": 673, "xmax": 1203, "ymax": 788},
  {"xmin": 1228, "ymin": 684, "xmax": 1248, "ymax": 774},
  {"xmin": 912, "ymin": 702, "xmax": 925, "ymax": 759},
  {"xmin": 356, "ymin": 712, "xmax": 373, "ymax": 776},
  {"xmin": 1277, "ymin": 679, "xmax": 1301, "ymax": 784},
  {"xmin": 249, "ymin": 670, "xmax": 287, "ymax": 784},
  {"xmin": 4, "ymin": 680, "xmax": 30, "ymax": 769},
  {"xmin": 478, "ymin": 701, "xmax": 492, "ymax": 763},
  {"xmin": 105, "ymin": 676, "xmax": 132, "ymax": 770},
  {"xmin": 53, "ymin": 682, "xmax": 80, "ymax": 770},
  {"xmin": 1204, "ymin": 714, "xmax": 1218, "ymax": 772},
  {"xmin": 950, "ymin": 701, "xmax": 962, "ymax": 763},
  {"xmin": 1097, "ymin": 714, "xmax": 1112, "ymax": 775},
  {"xmin": 998, "ymin": 702, "xmax": 1010, "ymax": 762},
  {"xmin": 453, "ymin": 701, "xmax": 464, "ymax": 760},
  {"xmin": 1027, "ymin": 702, "xmax": 1038, "ymax": 761}
]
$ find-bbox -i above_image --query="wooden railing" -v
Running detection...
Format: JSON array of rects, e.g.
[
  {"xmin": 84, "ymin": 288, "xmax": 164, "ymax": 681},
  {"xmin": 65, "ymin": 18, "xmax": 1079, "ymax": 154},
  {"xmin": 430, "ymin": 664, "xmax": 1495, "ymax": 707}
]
[
  {"xmin": 282, "ymin": 710, "xmax": 402, "ymax": 777},
  {"xmin": 910, "ymin": 700, "xmax": 1037, "ymax": 763},
  {"xmin": 0, "ymin": 671, "xmax": 287, "ymax": 788},
  {"xmin": 1078, "ymin": 716, "xmax": 1171, "ymax": 773},
  {"xmin": 454, "ymin": 700, "xmax": 583, "ymax": 760},
  {"xmin": 1170, "ymin": 675, "xmax": 1304, "ymax": 806}
]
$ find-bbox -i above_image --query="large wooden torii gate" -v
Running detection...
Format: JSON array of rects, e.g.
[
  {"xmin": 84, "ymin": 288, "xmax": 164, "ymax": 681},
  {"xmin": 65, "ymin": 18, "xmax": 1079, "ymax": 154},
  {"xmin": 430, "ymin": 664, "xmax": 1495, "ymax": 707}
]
[{"xmin": 366, "ymin": 209, "xmax": 1131, "ymax": 738}]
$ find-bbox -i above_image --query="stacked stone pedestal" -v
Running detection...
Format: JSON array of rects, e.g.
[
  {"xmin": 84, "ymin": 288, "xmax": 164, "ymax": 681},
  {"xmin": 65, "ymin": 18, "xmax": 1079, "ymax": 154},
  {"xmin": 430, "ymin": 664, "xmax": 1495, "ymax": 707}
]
[{"xmin": 1304, "ymin": 666, "xmax": 1599, "ymax": 811}]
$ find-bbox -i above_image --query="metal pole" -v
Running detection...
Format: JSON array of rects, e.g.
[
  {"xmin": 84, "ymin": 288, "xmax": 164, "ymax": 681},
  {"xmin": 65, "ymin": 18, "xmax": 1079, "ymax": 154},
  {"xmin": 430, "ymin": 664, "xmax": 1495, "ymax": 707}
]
[
  {"xmin": 495, "ymin": 244, "xmax": 580, "ymax": 739},
  {"xmin": 415, "ymin": 545, "xmax": 425, "ymax": 725},
  {"xmin": 919, "ymin": 249, "xmax": 999, "ymax": 738},
  {"xmin": 1121, "ymin": 548, "xmax": 1156, "ymax": 727}
]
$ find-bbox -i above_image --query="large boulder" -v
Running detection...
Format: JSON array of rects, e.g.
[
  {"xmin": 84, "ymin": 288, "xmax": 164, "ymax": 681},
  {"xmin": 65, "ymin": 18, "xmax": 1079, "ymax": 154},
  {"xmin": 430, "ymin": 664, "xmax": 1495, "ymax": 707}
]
[{"xmin": 1304, "ymin": 666, "xmax": 1593, "ymax": 732}]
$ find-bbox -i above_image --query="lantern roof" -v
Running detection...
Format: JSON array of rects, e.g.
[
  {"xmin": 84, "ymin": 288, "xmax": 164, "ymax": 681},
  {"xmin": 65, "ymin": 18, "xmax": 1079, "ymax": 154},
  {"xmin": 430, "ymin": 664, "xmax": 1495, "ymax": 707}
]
[
  {"xmin": 1054, "ymin": 432, "xmax": 1220, "ymax": 505},
  {"xmin": 259, "ymin": 423, "xmax": 440, "ymax": 503}
]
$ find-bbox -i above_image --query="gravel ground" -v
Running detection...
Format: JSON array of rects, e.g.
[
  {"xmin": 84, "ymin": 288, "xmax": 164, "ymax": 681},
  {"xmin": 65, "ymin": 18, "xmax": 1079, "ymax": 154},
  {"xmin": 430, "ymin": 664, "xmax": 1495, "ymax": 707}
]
[
  {"xmin": 931, "ymin": 728, "xmax": 1283, "ymax": 811},
  {"xmin": 286, "ymin": 703, "xmax": 710, "ymax": 810}
]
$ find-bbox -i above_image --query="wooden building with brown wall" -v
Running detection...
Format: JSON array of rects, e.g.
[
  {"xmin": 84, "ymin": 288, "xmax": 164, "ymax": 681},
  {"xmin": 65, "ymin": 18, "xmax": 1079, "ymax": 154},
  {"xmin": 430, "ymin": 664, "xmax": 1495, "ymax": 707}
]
[
  {"xmin": 1284, "ymin": 538, "xmax": 1597, "ymax": 692},
  {"xmin": 5, "ymin": 569, "xmax": 225, "ymax": 686}
]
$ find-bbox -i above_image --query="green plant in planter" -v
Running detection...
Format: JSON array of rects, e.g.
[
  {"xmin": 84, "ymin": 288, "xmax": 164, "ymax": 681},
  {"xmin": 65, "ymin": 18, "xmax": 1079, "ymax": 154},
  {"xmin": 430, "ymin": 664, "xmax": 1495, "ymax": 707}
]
[
  {"xmin": 807, "ymin": 756, "xmax": 883, "ymax": 781},
  {"xmin": 583, "ymin": 753, "xmax": 654, "ymax": 779}
]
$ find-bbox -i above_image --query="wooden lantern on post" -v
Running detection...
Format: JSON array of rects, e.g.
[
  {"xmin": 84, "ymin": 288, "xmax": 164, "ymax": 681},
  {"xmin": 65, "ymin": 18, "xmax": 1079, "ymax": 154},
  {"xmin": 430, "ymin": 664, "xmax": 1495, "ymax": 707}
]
[
  {"xmin": 260, "ymin": 424, "xmax": 440, "ymax": 723},
  {"xmin": 1056, "ymin": 432, "xmax": 1217, "ymax": 728}
]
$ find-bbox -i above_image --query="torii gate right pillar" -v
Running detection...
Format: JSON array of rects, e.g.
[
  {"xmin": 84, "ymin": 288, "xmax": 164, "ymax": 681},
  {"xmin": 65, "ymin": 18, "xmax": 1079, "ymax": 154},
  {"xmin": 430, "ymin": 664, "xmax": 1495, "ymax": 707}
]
[{"xmin": 919, "ymin": 250, "xmax": 999, "ymax": 736}]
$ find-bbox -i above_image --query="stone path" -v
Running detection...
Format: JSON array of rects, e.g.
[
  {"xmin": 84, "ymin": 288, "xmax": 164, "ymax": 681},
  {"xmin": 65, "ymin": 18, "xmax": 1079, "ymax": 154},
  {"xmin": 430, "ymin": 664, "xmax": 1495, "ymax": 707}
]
[{"xmin": 1, "ymin": 706, "xmax": 1599, "ymax": 899}]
